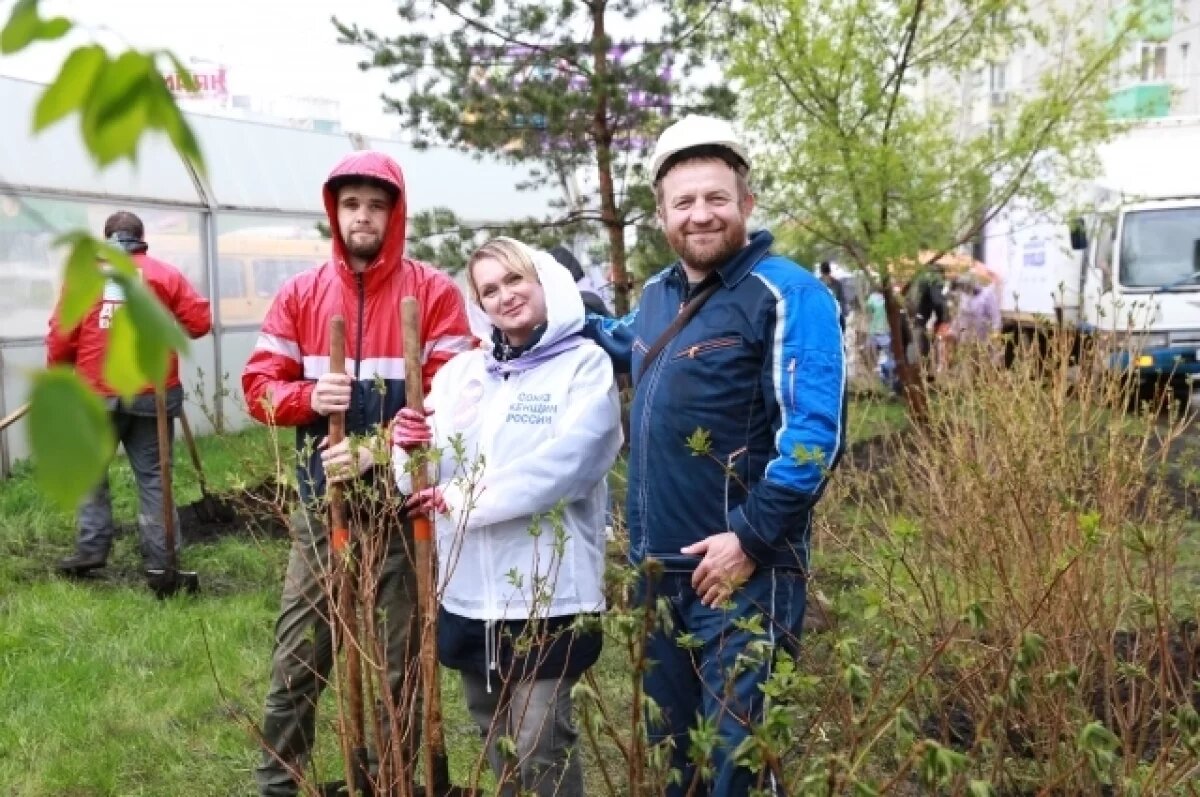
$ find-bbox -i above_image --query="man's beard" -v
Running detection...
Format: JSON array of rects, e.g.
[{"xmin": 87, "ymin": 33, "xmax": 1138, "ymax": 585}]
[
  {"xmin": 667, "ymin": 220, "xmax": 746, "ymax": 273},
  {"xmin": 344, "ymin": 231, "xmax": 383, "ymax": 262}
]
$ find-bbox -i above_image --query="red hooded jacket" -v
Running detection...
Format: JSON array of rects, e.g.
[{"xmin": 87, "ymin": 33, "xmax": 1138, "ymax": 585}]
[
  {"xmin": 46, "ymin": 250, "xmax": 212, "ymax": 396},
  {"xmin": 241, "ymin": 150, "xmax": 473, "ymax": 500}
]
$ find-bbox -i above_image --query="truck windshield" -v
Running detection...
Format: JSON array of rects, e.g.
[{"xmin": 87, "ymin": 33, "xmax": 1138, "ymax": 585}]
[{"xmin": 1118, "ymin": 207, "xmax": 1200, "ymax": 288}]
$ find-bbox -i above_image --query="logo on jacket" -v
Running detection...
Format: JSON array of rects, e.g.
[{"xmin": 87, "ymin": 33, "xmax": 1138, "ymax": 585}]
[
  {"xmin": 97, "ymin": 279, "xmax": 127, "ymax": 329},
  {"xmin": 505, "ymin": 391, "xmax": 556, "ymax": 426}
]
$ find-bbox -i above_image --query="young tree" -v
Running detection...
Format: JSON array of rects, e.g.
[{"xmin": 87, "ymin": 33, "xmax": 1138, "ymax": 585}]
[
  {"xmin": 728, "ymin": 0, "xmax": 1152, "ymax": 413},
  {"xmin": 335, "ymin": 0, "xmax": 732, "ymax": 313}
]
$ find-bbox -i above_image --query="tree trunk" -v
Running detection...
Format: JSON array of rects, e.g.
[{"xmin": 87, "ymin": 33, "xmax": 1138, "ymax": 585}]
[
  {"xmin": 883, "ymin": 281, "xmax": 928, "ymax": 422},
  {"xmin": 590, "ymin": 0, "xmax": 630, "ymax": 315}
]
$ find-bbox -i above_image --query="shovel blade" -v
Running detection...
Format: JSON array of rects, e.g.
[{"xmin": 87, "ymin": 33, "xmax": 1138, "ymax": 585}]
[{"xmin": 145, "ymin": 568, "xmax": 200, "ymax": 599}]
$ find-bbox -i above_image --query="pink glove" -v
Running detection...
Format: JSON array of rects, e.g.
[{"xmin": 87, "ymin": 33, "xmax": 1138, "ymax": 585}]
[
  {"xmin": 391, "ymin": 407, "xmax": 433, "ymax": 451},
  {"xmin": 405, "ymin": 486, "xmax": 448, "ymax": 516}
]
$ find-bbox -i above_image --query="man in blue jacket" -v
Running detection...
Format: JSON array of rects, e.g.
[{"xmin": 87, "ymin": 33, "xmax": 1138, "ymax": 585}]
[{"xmin": 587, "ymin": 115, "xmax": 846, "ymax": 795}]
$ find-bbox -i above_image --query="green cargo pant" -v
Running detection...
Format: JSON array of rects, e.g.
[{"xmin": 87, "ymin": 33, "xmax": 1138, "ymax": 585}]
[{"xmin": 256, "ymin": 505, "xmax": 420, "ymax": 796}]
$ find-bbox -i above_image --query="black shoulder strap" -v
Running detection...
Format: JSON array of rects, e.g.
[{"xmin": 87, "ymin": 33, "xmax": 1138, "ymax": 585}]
[{"xmin": 637, "ymin": 281, "xmax": 721, "ymax": 381}]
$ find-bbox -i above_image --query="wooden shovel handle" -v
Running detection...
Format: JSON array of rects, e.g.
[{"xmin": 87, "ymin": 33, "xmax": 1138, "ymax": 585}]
[
  {"xmin": 401, "ymin": 299, "xmax": 432, "ymax": 541},
  {"xmin": 401, "ymin": 296, "xmax": 432, "ymax": 546},
  {"xmin": 401, "ymin": 297, "xmax": 449, "ymax": 795},
  {"xmin": 327, "ymin": 314, "xmax": 366, "ymax": 787},
  {"xmin": 328, "ymin": 316, "xmax": 349, "ymax": 552},
  {"xmin": 176, "ymin": 409, "xmax": 208, "ymax": 492},
  {"xmin": 0, "ymin": 402, "xmax": 30, "ymax": 432},
  {"xmin": 154, "ymin": 389, "xmax": 177, "ymax": 569}
]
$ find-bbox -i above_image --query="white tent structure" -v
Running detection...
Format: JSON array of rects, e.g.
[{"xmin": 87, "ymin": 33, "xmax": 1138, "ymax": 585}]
[{"xmin": 0, "ymin": 75, "xmax": 560, "ymax": 476}]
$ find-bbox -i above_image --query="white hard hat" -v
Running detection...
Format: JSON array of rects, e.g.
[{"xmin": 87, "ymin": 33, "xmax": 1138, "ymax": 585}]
[{"xmin": 649, "ymin": 115, "xmax": 750, "ymax": 183}]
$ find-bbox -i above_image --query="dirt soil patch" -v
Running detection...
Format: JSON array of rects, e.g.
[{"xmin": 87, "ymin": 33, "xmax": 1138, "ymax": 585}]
[
  {"xmin": 921, "ymin": 621, "xmax": 1199, "ymax": 763},
  {"xmin": 177, "ymin": 478, "xmax": 293, "ymax": 542}
]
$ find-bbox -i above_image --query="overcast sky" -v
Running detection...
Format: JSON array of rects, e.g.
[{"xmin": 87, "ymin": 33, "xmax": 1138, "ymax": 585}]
[{"xmin": 0, "ymin": 0, "xmax": 407, "ymax": 135}]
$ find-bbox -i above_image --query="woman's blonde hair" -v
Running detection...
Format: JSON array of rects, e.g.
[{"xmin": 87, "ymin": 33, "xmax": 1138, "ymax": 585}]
[{"xmin": 466, "ymin": 236, "xmax": 540, "ymax": 305}]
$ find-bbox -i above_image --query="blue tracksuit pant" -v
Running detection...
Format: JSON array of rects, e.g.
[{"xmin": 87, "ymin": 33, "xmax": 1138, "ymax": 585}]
[{"xmin": 639, "ymin": 566, "xmax": 807, "ymax": 796}]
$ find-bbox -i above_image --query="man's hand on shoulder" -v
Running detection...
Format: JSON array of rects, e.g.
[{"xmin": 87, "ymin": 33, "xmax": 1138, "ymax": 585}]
[
  {"xmin": 682, "ymin": 532, "xmax": 756, "ymax": 608},
  {"xmin": 310, "ymin": 373, "xmax": 352, "ymax": 416}
]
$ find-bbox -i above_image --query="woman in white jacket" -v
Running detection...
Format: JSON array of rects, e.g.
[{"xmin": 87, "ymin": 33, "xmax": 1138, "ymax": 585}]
[{"xmin": 393, "ymin": 237, "xmax": 622, "ymax": 796}]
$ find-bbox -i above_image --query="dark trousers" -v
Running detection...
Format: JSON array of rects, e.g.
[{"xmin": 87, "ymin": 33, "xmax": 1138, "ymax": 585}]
[
  {"xmin": 256, "ymin": 507, "xmax": 419, "ymax": 796},
  {"xmin": 640, "ymin": 567, "xmax": 807, "ymax": 797},
  {"xmin": 76, "ymin": 403, "xmax": 179, "ymax": 570},
  {"xmin": 461, "ymin": 671, "xmax": 583, "ymax": 796}
]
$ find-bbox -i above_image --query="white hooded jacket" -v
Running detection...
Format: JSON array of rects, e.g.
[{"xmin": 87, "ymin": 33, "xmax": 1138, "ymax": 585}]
[{"xmin": 394, "ymin": 243, "xmax": 622, "ymax": 621}]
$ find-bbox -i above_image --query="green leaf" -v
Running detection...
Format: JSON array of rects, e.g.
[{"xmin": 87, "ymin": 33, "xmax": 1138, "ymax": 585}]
[
  {"xmin": 34, "ymin": 45, "xmax": 108, "ymax": 131},
  {"xmin": 1016, "ymin": 630, "xmax": 1046, "ymax": 669},
  {"xmin": 101, "ymin": 306, "xmax": 148, "ymax": 397},
  {"xmin": 161, "ymin": 103, "xmax": 204, "ymax": 173},
  {"xmin": 0, "ymin": 0, "xmax": 39, "ymax": 54},
  {"xmin": 146, "ymin": 78, "xmax": 205, "ymax": 173},
  {"xmin": 28, "ymin": 368, "xmax": 114, "ymax": 508},
  {"xmin": 35, "ymin": 15, "xmax": 69, "ymax": 41},
  {"xmin": 56, "ymin": 235, "xmax": 104, "ymax": 331},
  {"xmin": 80, "ymin": 52, "xmax": 153, "ymax": 165},
  {"xmin": 0, "ymin": 0, "xmax": 70, "ymax": 54},
  {"xmin": 116, "ymin": 273, "xmax": 189, "ymax": 388},
  {"xmin": 967, "ymin": 780, "xmax": 994, "ymax": 797},
  {"xmin": 87, "ymin": 90, "xmax": 149, "ymax": 166},
  {"xmin": 686, "ymin": 426, "xmax": 712, "ymax": 456},
  {"xmin": 96, "ymin": 242, "xmax": 138, "ymax": 278},
  {"xmin": 165, "ymin": 52, "xmax": 199, "ymax": 92},
  {"xmin": 89, "ymin": 51, "xmax": 153, "ymax": 125},
  {"xmin": 1077, "ymin": 720, "xmax": 1120, "ymax": 753}
]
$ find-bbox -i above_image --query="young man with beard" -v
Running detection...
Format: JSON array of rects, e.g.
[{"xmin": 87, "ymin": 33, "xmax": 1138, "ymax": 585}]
[
  {"xmin": 586, "ymin": 116, "xmax": 846, "ymax": 795},
  {"xmin": 242, "ymin": 151, "xmax": 473, "ymax": 797}
]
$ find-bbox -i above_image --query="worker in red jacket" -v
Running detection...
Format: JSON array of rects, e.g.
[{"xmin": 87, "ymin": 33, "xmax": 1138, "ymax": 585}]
[
  {"xmin": 241, "ymin": 150, "xmax": 473, "ymax": 797},
  {"xmin": 47, "ymin": 210, "xmax": 212, "ymax": 576}
]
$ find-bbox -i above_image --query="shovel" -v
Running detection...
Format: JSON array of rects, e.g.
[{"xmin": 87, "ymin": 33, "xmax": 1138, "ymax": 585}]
[
  {"xmin": 327, "ymin": 315, "xmax": 371, "ymax": 797},
  {"xmin": 176, "ymin": 408, "xmax": 235, "ymax": 523},
  {"xmin": 145, "ymin": 389, "xmax": 200, "ymax": 598},
  {"xmin": 402, "ymin": 297, "xmax": 476, "ymax": 797},
  {"xmin": 319, "ymin": 309, "xmax": 475, "ymax": 797}
]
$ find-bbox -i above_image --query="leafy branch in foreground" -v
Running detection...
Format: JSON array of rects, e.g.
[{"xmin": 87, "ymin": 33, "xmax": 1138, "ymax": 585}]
[{"xmin": 3, "ymin": 0, "xmax": 205, "ymax": 507}]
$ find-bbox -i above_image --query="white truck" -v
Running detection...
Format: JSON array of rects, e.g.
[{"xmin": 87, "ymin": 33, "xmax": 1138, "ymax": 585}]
[{"xmin": 984, "ymin": 118, "xmax": 1200, "ymax": 405}]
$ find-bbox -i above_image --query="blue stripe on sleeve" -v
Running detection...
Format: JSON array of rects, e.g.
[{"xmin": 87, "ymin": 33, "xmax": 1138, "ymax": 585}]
[{"xmin": 752, "ymin": 261, "xmax": 846, "ymax": 495}]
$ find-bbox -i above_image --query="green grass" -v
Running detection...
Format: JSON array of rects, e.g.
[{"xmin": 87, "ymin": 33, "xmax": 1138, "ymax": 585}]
[
  {"xmin": 847, "ymin": 394, "xmax": 909, "ymax": 443},
  {"xmin": 0, "ymin": 425, "xmax": 506, "ymax": 796},
  {"xmin": 0, "ymin": 427, "xmax": 289, "ymax": 796},
  {"xmin": 0, "ymin": 393, "xmax": 1079, "ymax": 797}
]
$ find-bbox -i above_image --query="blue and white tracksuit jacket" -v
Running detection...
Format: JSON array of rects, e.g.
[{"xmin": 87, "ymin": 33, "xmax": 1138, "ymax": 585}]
[{"xmin": 587, "ymin": 229, "xmax": 847, "ymax": 574}]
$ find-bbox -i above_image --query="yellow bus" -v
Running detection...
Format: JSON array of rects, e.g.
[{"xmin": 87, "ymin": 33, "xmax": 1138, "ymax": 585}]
[{"xmin": 155, "ymin": 229, "xmax": 329, "ymax": 326}]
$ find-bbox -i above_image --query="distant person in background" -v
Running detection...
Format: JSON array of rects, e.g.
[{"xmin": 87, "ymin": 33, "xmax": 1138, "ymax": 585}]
[
  {"xmin": 951, "ymin": 274, "xmax": 1001, "ymax": 346},
  {"xmin": 907, "ymin": 262, "xmax": 950, "ymax": 371},
  {"xmin": 818, "ymin": 261, "xmax": 846, "ymax": 323},
  {"xmin": 865, "ymin": 287, "xmax": 897, "ymax": 391},
  {"xmin": 47, "ymin": 210, "xmax": 213, "ymax": 577},
  {"xmin": 550, "ymin": 244, "xmax": 613, "ymax": 318}
]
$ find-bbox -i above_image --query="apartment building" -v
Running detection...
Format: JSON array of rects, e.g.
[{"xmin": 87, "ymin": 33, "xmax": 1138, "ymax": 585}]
[{"xmin": 924, "ymin": 0, "xmax": 1200, "ymax": 139}]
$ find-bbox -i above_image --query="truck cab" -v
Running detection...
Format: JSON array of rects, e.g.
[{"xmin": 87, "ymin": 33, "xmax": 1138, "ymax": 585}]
[{"xmin": 1082, "ymin": 197, "xmax": 1200, "ymax": 400}]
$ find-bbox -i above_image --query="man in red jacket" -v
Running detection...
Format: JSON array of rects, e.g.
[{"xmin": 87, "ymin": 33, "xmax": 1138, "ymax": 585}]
[
  {"xmin": 47, "ymin": 211, "xmax": 212, "ymax": 576},
  {"xmin": 242, "ymin": 150, "xmax": 473, "ymax": 797}
]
